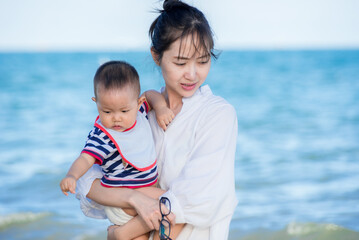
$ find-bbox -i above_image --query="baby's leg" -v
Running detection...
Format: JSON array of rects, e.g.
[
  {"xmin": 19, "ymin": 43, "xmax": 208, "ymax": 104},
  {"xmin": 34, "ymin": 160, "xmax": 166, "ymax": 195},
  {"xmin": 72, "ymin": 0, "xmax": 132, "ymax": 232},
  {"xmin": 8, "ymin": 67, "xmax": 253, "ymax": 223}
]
[
  {"xmin": 108, "ymin": 186, "xmax": 179, "ymax": 240},
  {"xmin": 107, "ymin": 216, "xmax": 150, "ymax": 240},
  {"xmin": 108, "ymin": 187, "xmax": 164, "ymax": 239},
  {"xmin": 136, "ymin": 187, "xmax": 185, "ymax": 239}
]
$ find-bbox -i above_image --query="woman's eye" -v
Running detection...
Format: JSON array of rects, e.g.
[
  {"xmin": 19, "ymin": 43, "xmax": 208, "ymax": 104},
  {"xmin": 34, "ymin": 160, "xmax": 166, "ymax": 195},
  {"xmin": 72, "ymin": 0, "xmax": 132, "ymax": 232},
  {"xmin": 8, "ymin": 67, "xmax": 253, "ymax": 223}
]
[
  {"xmin": 174, "ymin": 62, "xmax": 185, "ymax": 66},
  {"xmin": 199, "ymin": 58, "xmax": 210, "ymax": 64}
]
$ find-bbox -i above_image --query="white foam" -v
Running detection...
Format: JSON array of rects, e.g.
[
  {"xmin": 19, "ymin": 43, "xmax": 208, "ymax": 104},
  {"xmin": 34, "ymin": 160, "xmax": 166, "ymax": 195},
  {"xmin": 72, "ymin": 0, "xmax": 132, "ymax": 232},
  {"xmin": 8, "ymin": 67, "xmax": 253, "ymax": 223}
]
[
  {"xmin": 287, "ymin": 222, "xmax": 343, "ymax": 236},
  {"xmin": 0, "ymin": 212, "xmax": 50, "ymax": 229}
]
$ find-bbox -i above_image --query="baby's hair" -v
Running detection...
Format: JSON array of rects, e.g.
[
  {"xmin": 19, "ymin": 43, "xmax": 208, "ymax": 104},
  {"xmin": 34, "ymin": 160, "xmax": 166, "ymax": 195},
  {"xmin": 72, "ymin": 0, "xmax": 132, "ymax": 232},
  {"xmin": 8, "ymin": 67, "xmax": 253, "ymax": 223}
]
[
  {"xmin": 93, "ymin": 61, "xmax": 140, "ymax": 98},
  {"xmin": 149, "ymin": 0, "xmax": 218, "ymax": 63}
]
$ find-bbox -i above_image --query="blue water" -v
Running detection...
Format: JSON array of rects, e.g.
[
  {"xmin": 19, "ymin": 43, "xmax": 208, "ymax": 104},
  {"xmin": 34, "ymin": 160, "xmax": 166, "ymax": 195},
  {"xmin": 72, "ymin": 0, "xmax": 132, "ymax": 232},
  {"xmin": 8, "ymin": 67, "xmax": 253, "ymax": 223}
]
[{"xmin": 1, "ymin": 50, "xmax": 359, "ymax": 239}]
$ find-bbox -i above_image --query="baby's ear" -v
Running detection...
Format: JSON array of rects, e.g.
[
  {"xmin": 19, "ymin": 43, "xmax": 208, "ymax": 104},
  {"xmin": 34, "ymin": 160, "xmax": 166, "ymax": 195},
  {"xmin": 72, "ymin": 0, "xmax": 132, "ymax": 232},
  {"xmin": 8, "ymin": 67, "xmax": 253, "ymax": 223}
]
[
  {"xmin": 137, "ymin": 96, "xmax": 146, "ymax": 109},
  {"xmin": 91, "ymin": 97, "xmax": 97, "ymax": 102}
]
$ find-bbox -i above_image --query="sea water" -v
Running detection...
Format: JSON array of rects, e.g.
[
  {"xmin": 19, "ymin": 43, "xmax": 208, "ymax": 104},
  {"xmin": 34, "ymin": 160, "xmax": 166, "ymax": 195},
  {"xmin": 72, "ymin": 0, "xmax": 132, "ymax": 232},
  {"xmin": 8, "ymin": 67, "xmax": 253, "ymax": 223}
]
[{"xmin": 0, "ymin": 50, "xmax": 358, "ymax": 239}]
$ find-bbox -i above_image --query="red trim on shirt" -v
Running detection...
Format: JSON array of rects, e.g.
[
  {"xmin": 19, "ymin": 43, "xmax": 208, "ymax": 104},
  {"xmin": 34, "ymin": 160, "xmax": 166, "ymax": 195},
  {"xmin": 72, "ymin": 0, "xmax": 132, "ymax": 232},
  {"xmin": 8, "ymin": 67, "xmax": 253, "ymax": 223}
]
[
  {"xmin": 100, "ymin": 179, "xmax": 157, "ymax": 188},
  {"xmin": 81, "ymin": 150, "xmax": 103, "ymax": 165},
  {"xmin": 123, "ymin": 120, "xmax": 136, "ymax": 132},
  {"xmin": 143, "ymin": 100, "xmax": 149, "ymax": 113},
  {"xmin": 94, "ymin": 117, "xmax": 157, "ymax": 172}
]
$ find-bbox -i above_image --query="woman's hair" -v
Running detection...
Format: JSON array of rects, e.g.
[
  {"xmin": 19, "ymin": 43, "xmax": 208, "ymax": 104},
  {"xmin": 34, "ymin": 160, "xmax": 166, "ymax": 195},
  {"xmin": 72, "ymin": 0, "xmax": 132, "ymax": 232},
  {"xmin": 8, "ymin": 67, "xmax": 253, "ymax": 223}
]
[
  {"xmin": 93, "ymin": 61, "xmax": 140, "ymax": 98},
  {"xmin": 149, "ymin": 0, "xmax": 217, "ymax": 62}
]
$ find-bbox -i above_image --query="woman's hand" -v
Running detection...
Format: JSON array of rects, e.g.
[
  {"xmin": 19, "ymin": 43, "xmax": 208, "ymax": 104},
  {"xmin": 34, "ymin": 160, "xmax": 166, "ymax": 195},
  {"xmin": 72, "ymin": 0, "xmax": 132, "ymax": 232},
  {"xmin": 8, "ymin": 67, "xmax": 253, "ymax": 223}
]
[{"xmin": 129, "ymin": 191, "xmax": 175, "ymax": 230}]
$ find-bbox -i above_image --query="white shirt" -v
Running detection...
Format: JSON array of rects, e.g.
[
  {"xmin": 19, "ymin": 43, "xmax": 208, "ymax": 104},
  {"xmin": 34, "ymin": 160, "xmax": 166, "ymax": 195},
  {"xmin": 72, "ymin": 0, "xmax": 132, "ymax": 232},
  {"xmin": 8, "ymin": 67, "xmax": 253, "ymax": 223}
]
[
  {"xmin": 76, "ymin": 85, "xmax": 238, "ymax": 239},
  {"xmin": 150, "ymin": 85, "xmax": 238, "ymax": 239}
]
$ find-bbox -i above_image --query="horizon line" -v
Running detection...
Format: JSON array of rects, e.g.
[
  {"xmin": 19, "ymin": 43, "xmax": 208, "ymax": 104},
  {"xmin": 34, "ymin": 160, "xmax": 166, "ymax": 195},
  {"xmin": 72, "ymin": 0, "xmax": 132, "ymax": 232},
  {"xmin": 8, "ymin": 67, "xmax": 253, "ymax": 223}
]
[{"xmin": 1, "ymin": 44, "xmax": 359, "ymax": 53}]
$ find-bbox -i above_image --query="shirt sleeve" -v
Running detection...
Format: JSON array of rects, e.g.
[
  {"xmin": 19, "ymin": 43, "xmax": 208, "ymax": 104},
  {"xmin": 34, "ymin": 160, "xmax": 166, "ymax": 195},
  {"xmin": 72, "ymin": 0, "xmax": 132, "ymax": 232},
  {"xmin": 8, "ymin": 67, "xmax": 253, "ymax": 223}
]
[
  {"xmin": 161, "ymin": 103, "xmax": 238, "ymax": 227},
  {"xmin": 76, "ymin": 164, "xmax": 107, "ymax": 219},
  {"xmin": 81, "ymin": 127, "xmax": 113, "ymax": 165},
  {"xmin": 138, "ymin": 100, "xmax": 150, "ymax": 119}
]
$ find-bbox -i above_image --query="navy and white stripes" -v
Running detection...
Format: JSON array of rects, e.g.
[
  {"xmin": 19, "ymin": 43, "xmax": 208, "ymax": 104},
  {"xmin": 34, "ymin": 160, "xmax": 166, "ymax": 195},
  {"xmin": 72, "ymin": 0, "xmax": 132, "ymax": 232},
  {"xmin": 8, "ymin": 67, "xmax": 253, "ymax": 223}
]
[{"xmin": 82, "ymin": 102, "xmax": 158, "ymax": 188}]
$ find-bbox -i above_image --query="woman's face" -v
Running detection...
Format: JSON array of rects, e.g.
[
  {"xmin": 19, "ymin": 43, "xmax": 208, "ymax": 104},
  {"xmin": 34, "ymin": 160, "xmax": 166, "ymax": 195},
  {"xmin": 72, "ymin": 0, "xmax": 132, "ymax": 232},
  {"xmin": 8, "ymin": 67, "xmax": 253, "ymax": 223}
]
[{"xmin": 155, "ymin": 34, "xmax": 211, "ymax": 100}]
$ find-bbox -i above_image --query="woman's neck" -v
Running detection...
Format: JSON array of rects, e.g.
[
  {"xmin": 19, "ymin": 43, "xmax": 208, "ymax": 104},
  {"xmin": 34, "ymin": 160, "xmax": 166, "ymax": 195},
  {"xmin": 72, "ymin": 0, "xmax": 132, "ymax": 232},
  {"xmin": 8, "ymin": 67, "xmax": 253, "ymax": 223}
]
[{"xmin": 163, "ymin": 88, "xmax": 183, "ymax": 116}]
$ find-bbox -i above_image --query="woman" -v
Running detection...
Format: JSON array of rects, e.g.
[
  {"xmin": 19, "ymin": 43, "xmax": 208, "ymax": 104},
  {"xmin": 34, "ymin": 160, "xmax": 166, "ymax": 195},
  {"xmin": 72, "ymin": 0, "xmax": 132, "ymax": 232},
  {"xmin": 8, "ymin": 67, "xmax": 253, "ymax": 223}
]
[{"xmin": 76, "ymin": 0, "xmax": 238, "ymax": 239}]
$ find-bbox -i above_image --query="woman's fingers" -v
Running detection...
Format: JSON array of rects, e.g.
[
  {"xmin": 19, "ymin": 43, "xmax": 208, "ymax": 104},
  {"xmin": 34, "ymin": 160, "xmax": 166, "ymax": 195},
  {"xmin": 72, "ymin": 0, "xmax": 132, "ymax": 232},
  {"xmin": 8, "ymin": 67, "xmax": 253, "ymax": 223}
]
[
  {"xmin": 159, "ymin": 203, "xmax": 176, "ymax": 226},
  {"xmin": 140, "ymin": 211, "xmax": 161, "ymax": 231},
  {"xmin": 152, "ymin": 216, "xmax": 161, "ymax": 231},
  {"xmin": 131, "ymin": 193, "xmax": 163, "ymax": 230},
  {"xmin": 166, "ymin": 212, "xmax": 176, "ymax": 226}
]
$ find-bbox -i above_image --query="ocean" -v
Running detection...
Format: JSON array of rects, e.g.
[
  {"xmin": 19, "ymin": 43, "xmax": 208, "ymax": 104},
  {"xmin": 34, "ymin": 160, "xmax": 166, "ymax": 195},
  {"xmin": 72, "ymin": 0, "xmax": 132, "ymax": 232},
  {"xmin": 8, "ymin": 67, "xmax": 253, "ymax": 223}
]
[{"xmin": 0, "ymin": 50, "xmax": 358, "ymax": 239}]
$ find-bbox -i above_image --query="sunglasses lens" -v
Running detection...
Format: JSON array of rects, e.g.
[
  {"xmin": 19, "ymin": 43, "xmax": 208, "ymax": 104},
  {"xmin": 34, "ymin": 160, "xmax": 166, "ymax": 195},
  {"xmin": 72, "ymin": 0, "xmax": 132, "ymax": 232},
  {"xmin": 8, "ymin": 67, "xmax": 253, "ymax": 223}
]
[
  {"xmin": 160, "ymin": 219, "xmax": 171, "ymax": 239},
  {"xmin": 160, "ymin": 197, "xmax": 171, "ymax": 215}
]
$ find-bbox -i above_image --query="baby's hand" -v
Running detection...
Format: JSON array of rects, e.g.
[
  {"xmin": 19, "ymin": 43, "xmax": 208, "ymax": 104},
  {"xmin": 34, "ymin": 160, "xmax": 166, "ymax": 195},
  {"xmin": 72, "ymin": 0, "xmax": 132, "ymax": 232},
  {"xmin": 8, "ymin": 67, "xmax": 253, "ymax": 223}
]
[
  {"xmin": 156, "ymin": 107, "xmax": 175, "ymax": 131},
  {"xmin": 60, "ymin": 175, "xmax": 77, "ymax": 196}
]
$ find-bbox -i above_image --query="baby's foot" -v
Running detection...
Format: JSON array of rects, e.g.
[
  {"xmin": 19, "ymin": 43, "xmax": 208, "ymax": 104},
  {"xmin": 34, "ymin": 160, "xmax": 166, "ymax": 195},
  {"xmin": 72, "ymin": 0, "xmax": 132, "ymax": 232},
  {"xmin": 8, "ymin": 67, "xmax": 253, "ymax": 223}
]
[{"xmin": 107, "ymin": 225, "xmax": 121, "ymax": 240}]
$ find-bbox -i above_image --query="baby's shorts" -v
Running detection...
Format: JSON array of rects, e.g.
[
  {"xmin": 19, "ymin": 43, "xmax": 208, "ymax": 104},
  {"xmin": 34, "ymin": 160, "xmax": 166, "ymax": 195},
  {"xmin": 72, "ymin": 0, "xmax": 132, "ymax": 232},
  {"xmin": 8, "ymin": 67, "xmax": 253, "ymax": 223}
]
[{"xmin": 104, "ymin": 206, "xmax": 133, "ymax": 225}]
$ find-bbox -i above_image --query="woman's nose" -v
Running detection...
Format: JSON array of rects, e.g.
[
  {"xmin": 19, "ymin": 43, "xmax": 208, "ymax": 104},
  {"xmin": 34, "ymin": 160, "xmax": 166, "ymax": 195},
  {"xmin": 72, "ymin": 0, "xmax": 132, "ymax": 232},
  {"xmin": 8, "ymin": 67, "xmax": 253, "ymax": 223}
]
[{"xmin": 184, "ymin": 62, "xmax": 196, "ymax": 80}]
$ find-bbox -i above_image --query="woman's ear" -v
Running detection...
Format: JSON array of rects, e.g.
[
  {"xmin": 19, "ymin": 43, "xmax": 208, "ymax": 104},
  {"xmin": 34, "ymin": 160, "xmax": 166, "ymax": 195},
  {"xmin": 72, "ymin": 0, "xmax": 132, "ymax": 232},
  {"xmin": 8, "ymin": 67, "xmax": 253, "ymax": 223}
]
[
  {"xmin": 91, "ymin": 97, "xmax": 97, "ymax": 102},
  {"xmin": 150, "ymin": 47, "xmax": 160, "ymax": 66}
]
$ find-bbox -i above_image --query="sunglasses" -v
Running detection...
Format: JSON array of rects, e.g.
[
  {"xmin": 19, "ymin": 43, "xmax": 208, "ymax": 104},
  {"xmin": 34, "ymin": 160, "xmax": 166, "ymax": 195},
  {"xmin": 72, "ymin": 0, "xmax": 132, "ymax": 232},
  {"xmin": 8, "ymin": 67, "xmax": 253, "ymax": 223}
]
[{"xmin": 159, "ymin": 197, "xmax": 172, "ymax": 240}]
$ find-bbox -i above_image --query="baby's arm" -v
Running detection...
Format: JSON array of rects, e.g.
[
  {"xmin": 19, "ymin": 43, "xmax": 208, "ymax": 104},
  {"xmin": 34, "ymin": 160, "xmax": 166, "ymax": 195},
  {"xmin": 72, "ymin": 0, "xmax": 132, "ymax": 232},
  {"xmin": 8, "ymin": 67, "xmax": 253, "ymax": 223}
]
[
  {"xmin": 143, "ymin": 90, "xmax": 174, "ymax": 131},
  {"xmin": 60, "ymin": 153, "xmax": 96, "ymax": 196}
]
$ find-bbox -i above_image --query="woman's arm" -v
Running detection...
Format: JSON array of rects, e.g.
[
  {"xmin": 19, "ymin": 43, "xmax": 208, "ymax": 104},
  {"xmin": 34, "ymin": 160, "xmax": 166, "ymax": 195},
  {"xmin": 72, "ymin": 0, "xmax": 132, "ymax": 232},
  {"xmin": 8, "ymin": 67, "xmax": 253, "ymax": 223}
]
[
  {"xmin": 161, "ymin": 102, "xmax": 238, "ymax": 227},
  {"xmin": 86, "ymin": 179, "xmax": 175, "ymax": 230}
]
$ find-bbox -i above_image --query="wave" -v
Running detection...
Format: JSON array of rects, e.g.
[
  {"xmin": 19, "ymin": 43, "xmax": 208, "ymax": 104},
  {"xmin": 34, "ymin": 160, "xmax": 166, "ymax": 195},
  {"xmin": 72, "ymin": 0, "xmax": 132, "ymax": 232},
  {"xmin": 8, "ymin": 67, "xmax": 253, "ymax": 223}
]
[
  {"xmin": 230, "ymin": 222, "xmax": 359, "ymax": 240},
  {"xmin": 0, "ymin": 212, "xmax": 50, "ymax": 230}
]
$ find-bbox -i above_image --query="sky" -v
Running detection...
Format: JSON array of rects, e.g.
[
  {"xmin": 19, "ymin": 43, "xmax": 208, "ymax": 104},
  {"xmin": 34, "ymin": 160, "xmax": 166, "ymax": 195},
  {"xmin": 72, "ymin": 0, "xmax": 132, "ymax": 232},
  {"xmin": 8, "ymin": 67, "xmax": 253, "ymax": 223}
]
[{"xmin": 0, "ymin": 0, "xmax": 359, "ymax": 51}]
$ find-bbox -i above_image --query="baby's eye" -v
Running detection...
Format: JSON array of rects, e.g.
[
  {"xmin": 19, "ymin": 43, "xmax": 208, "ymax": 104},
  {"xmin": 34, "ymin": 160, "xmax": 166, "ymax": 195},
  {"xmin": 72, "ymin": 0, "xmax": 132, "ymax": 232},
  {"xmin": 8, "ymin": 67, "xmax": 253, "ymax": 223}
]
[
  {"xmin": 122, "ymin": 110, "xmax": 129, "ymax": 113},
  {"xmin": 103, "ymin": 111, "xmax": 111, "ymax": 114}
]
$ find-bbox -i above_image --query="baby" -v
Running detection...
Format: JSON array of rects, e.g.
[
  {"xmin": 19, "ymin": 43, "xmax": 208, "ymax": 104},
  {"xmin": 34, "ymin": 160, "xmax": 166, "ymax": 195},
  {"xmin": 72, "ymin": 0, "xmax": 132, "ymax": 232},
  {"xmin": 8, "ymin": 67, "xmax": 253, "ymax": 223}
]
[{"xmin": 60, "ymin": 60, "xmax": 174, "ymax": 239}]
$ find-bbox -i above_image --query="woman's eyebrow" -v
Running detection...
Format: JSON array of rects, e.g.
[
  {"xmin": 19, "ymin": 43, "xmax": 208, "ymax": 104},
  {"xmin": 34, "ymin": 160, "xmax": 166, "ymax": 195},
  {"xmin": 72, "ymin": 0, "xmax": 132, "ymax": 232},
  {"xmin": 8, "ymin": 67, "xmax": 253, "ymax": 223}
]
[
  {"xmin": 173, "ymin": 56, "xmax": 190, "ymax": 60},
  {"xmin": 173, "ymin": 54, "xmax": 209, "ymax": 60}
]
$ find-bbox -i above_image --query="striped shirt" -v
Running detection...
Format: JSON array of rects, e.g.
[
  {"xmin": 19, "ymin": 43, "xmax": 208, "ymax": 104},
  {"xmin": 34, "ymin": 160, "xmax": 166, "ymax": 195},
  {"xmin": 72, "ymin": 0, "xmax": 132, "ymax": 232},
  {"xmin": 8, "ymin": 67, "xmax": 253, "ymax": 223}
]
[{"xmin": 82, "ymin": 102, "xmax": 158, "ymax": 188}]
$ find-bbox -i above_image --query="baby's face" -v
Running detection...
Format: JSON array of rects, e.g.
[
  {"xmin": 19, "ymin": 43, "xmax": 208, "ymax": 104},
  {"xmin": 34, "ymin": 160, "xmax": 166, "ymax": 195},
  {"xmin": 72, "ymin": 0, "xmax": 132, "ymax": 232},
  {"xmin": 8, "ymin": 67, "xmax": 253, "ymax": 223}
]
[{"xmin": 94, "ymin": 85, "xmax": 141, "ymax": 132}]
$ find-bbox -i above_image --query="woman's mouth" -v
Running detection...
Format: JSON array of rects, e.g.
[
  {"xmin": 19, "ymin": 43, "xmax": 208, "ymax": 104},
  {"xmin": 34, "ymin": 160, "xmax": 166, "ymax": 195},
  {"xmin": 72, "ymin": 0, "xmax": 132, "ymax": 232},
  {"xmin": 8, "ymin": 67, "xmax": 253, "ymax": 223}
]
[{"xmin": 181, "ymin": 83, "xmax": 196, "ymax": 91}]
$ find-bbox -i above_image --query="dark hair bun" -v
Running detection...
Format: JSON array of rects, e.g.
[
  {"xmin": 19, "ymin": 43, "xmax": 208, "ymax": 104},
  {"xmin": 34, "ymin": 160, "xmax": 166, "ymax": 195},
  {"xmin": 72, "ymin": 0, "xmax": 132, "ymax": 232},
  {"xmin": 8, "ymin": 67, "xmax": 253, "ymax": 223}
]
[
  {"xmin": 150, "ymin": 0, "xmax": 217, "ymax": 62},
  {"xmin": 163, "ymin": 0, "xmax": 181, "ymax": 11}
]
